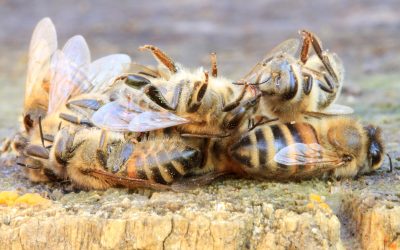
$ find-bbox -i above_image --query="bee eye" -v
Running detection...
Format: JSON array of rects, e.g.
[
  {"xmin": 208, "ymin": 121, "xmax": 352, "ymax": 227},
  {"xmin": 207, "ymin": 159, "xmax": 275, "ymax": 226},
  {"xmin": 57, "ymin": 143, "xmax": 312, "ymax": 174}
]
[{"xmin": 343, "ymin": 155, "xmax": 353, "ymax": 162}]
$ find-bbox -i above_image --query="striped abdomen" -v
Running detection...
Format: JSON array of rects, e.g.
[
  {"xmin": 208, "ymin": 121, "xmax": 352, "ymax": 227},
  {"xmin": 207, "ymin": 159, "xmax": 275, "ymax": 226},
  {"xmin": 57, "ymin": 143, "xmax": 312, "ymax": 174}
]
[
  {"xmin": 124, "ymin": 141, "xmax": 203, "ymax": 184},
  {"xmin": 229, "ymin": 123, "xmax": 319, "ymax": 177}
]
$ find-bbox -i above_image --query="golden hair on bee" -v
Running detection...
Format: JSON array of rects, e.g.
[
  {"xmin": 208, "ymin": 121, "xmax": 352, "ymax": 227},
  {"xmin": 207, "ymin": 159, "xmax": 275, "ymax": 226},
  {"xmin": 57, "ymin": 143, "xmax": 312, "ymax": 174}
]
[
  {"xmin": 228, "ymin": 116, "xmax": 384, "ymax": 180},
  {"xmin": 235, "ymin": 30, "xmax": 351, "ymax": 123}
]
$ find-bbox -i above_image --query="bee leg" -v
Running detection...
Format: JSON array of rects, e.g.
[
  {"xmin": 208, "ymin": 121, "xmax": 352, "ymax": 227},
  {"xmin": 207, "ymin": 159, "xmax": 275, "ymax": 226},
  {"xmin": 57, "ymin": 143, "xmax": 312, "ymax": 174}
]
[
  {"xmin": 303, "ymin": 73, "xmax": 313, "ymax": 95},
  {"xmin": 11, "ymin": 133, "xmax": 29, "ymax": 153},
  {"xmin": 180, "ymin": 133, "xmax": 230, "ymax": 139},
  {"xmin": 0, "ymin": 137, "xmax": 11, "ymax": 152},
  {"xmin": 171, "ymin": 171, "xmax": 232, "ymax": 191},
  {"xmin": 121, "ymin": 74, "xmax": 179, "ymax": 111},
  {"xmin": 120, "ymin": 74, "xmax": 151, "ymax": 89},
  {"xmin": 299, "ymin": 30, "xmax": 314, "ymax": 64},
  {"xmin": 24, "ymin": 144, "xmax": 49, "ymax": 159},
  {"xmin": 316, "ymin": 73, "xmax": 335, "ymax": 94},
  {"xmin": 67, "ymin": 98, "xmax": 104, "ymax": 111},
  {"xmin": 54, "ymin": 129, "xmax": 82, "ymax": 165},
  {"xmin": 223, "ymin": 93, "xmax": 261, "ymax": 130},
  {"xmin": 222, "ymin": 84, "xmax": 249, "ymax": 112},
  {"xmin": 142, "ymin": 84, "xmax": 178, "ymax": 111},
  {"xmin": 95, "ymin": 129, "xmax": 109, "ymax": 168},
  {"xmin": 248, "ymin": 116, "xmax": 279, "ymax": 131},
  {"xmin": 59, "ymin": 113, "xmax": 94, "ymax": 127},
  {"xmin": 170, "ymin": 82, "xmax": 184, "ymax": 110},
  {"xmin": 210, "ymin": 52, "xmax": 218, "ymax": 77},
  {"xmin": 16, "ymin": 156, "xmax": 42, "ymax": 170},
  {"xmin": 42, "ymin": 134, "xmax": 54, "ymax": 143},
  {"xmin": 302, "ymin": 30, "xmax": 339, "ymax": 82},
  {"xmin": 138, "ymin": 45, "xmax": 177, "ymax": 73},
  {"xmin": 187, "ymin": 72, "xmax": 209, "ymax": 113}
]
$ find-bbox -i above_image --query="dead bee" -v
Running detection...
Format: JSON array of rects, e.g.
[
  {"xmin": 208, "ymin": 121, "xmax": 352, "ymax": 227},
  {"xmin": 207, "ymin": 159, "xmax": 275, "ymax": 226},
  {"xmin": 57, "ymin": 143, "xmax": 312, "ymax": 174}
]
[
  {"xmin": 31, "ymin": 126, "xmax": 189, "ymax": 190},
  {"xmin": 228, "ymin": 117, "xmax": 384, "ymax": 180},
  {"xmin": 46, "ymin": 46, "xmax": 258, "ymax": 190},
  {"xmin": 92, "ymin": 45, "xmax": 271, "ymax": 138},
  {"xmin": 235, "ymin": 30, "xmax": 352, "ymax": 122},
  {"xmin": 21, "ymin": 30, "xmax": 131, "ymax": 182},
  {"xmin": 35, "ymin": 117, "xmax": 386, "ymax": 190}
]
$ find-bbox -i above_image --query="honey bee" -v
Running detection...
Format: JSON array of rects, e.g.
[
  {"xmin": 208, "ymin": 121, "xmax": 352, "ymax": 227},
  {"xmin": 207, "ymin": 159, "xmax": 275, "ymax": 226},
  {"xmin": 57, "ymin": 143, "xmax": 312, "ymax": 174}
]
[
  {"xmin": 31, "ymin": 126, "xmax": 197, "ymax": 190},
  {"xmin": 92, "ymin": 45, "xmax": 267, "ymax": 138},
  {"xmin": 30, "ymin": 45, "xmax": 256, "ymax": 189},
  {"xmin": 227, "ymin": 117, "xmax": 384, "ymax": 180},
  {"xmin": 35, "ymin": 116, "xmax": 386, "ymax": 190},
  {"xmin": 235, "ymin": 30, "xmax": 353, "ymax": 122},
  {"xmin": 18, "ymin": 37, "xmax": 385, "ymax": 190},
  {"xmin": 20, "ymin": 29, "xmax": 131, "ymax": 182}
]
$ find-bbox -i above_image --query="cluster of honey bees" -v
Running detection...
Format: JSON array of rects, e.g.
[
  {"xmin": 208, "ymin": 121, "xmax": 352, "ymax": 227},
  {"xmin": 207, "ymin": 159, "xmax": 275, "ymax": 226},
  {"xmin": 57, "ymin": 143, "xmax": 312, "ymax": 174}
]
[{"xmin": 0, "ymin": 18, "xmax": 386, "ymax": 191}]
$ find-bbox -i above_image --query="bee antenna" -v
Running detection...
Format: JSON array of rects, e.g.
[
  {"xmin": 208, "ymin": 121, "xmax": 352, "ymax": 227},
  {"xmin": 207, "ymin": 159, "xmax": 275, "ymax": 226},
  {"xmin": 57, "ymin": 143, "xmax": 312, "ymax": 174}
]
[
  {"xmin": 38, "ymin": 116, "xmax": 45, "ymax": 148},
  {"xmin": 386, "ymin": 153, "xmax": 393, "ymax": 173}
]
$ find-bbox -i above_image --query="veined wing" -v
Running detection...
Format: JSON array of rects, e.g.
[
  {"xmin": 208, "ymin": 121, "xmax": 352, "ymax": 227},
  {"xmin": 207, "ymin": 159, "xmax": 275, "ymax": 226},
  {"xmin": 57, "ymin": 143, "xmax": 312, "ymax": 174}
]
[
  {"xmin": 61, "ymin": 35, "xmax": 90, "ymax": 68},
  {"xmin": 25, "ymin": 17, "xmax": 57, "ymax": 108},
  {"xmin": 322, "ymin": 104, "xmax": 353, "ymax": 115},
  {"xmin": 91, "ymin": 101, "xmax": 140, "ymax": 132},
  {"xmin": 88, "ymin": 54, "xmax": 131, "ymax": 93},
  {"xmin": 128, "ymin": 111, "xmax": 189, "ymax": 132},
  {"xmin": 48, "ymin": 39, "xmax": 94, "ymax": 114},
  {"xmin": 130, "ymin": 63, "xmax": 160, "ymax": 78},
  {"xmin": 92, "ymin": 100, "xmax": 189, "ymax": 132},
  {"xmin": 239, "ymin": 39, "xmax": 300, "ymax": 84},
  {"xmin": 266, "ymin": 38, "xmax": 300, "ymax": 59},
  {"xmin": 274, "ymin": 142, "xmax": 345, "ymax": 166}
]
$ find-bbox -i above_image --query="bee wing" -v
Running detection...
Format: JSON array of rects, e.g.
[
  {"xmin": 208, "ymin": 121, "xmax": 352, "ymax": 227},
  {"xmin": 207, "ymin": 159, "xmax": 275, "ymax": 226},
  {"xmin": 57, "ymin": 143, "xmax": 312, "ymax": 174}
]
[
  {"xmin": 239, "ymin": 39, "xmax": 300, "ymax": 84},
  {"xmin": 48, "ymin": 36, "xmax": 93, "ymax": 114},
  {"xmin": 130, "ymin": 63, "xmax": 160, "ymax": 78},
  {"xmin": 128, "ymin": 111, "xmax": 190, "ymax": 132},
  {"xmin": 322, "ymin": 104, "xmax": 354, "ymax": 115},
  {"xmin": 91, "ymin": 101, "xmax": 140, "ymax": 132},
  {"xmin": 274, "ymin": 143, "xmax": 345, "ymax": 167},
  {"xmin": 266, "ymin": 38, "xmax": 300, "ymax": 58},
  {"xmin": 88, "ymin": 54, "xmax": 131, "ymax": 93},
  {"xmin": 61, "ymin": 35, "xmax": 91, "ymax": 67},
  {"xmin": 25, "ymin": 18, "xmax": 57, "ymax": 106},
  {"xmin": 330, "ymin": 52, "xmax": 344, "ymax": 82}
]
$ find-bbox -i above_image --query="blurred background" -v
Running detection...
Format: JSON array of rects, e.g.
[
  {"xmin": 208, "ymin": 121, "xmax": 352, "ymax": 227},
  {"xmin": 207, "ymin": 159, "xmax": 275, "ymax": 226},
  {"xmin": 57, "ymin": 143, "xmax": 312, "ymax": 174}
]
[{"xmin": 0, "ymin": 0, "xmax": 399, "ymax": 137}]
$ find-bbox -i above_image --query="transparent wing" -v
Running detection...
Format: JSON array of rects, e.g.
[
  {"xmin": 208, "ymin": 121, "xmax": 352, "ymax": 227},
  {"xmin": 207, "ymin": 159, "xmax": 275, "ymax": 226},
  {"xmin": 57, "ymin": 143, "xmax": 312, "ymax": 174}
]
[
  {"xmin": 322, "ymin": 104, "xmax": 354, "ymax": 115},
  {"xmin": 91, "ymin": 101, "xmax": 140, "ymax": 132},
  {"xmin": 25, "ymin": 18, "xmax": 57, "ymax": 104},
  {"xmin": 274, "ymin": 143, "xmax": 344, "ymax": 166},
  {"xmin": 329, "ymin": 52, "xmax": 344, "ymax": 82},
  {"xmin": 88, "ymin": 54, "xmax": 131, "ymax": 93},
  {"xmin": 128, "ymin": 111, "xmax": 190, "ymax": 132},
  {"xmin": 47, "ymin": 35, "xmax": 93, "ymax": 114},
  {"xmin": 265, "ymin": 38, "xmax": 300, "ymax": 59},
  {"xmin": 239, "ymin": 39, "xmax": 300, "ymax": 84},
  {"xmin": 48, "ymin": 50, "xmax": 92, "ymax": 114},
  {"xmin": 130, "ymin": 63, "xmax": 160, "ymax": 78},
  {"xmin": 61, "ymin": 35, "xmax": 90, "ymax": 67}
]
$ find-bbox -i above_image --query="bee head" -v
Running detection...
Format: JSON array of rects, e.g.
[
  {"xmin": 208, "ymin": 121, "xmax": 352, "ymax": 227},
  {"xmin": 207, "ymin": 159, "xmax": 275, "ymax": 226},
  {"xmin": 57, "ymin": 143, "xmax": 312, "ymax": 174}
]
[
  {"xmin": 364, "ymin": 125, "xmax": 384, "ymax": 171},
  {"xmin": 23, "ymin": 107, "xmax": 47, "ymax": 133}
]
